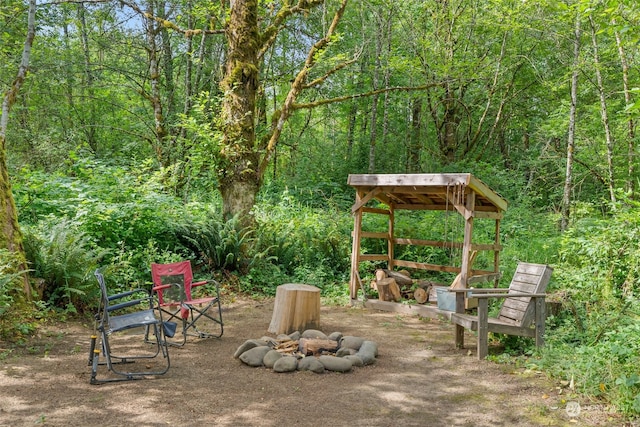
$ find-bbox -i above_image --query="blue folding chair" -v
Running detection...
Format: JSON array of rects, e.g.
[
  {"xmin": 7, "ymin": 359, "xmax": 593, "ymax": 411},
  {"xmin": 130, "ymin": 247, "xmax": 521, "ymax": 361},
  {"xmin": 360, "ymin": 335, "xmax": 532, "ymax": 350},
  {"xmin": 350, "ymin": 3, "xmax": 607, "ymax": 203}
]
[{"xmin": 89, "ymin": 270, "xmax": 171, "ymax": 384}]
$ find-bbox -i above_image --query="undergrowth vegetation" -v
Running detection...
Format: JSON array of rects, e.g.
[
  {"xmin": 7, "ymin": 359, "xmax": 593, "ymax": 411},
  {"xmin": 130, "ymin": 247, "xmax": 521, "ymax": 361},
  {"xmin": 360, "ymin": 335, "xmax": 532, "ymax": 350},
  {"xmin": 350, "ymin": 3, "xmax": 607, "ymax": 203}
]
[{"xmin": 3, "ymin": 159, "xmax": 640, "ymax": 418}]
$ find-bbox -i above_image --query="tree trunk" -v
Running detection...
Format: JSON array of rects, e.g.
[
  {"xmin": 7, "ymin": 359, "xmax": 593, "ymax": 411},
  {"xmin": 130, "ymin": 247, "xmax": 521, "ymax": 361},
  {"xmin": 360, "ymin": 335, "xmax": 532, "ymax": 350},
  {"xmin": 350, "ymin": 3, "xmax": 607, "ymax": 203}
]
[
  {"xmin": 77, "ymin": 2, "xmax": 97, "ymax": 152},
  {"xmin": 408, "ymin": 97, "xmax": 422, "ymax": 172},
  {"xmin": 589, "ymin": 15, "xmax": 616, "ymax": 203},
  {"xmin": 614, "ymin": 21, "xmax": 636, "ymax": 197},
  {"xmin": 0, "ymin": 0, "xmax": 36, "ymax": 297},
  {"xmin": 561, "ymin": 13, "xmax": 581, "ymax": 232},
  {"xmin": 145, "ymin": 0, "xmax": 169, "ymax": 164},
  {"xmin": 219, "ymin": 0, "xmax": 261, "ymax": 226}
]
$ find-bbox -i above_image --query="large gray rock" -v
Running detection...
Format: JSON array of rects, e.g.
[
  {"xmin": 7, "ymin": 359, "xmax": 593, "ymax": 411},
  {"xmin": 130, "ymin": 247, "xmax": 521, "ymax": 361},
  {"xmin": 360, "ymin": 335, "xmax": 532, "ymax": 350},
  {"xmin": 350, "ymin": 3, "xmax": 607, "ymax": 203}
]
[
  {"xmin": 356, "ymin": 340, "xmax": 378, "ymax": 365},
  {"xmin": 318, "ymin": 355, "xmax": 352, "ymax": 373},
  {"xmin": 239, "ymin": 345, "xmax": 271, "ymax": 367},
  {"xmin": 263, "ymin": 350, "xmax": 283, "ymax": 368},
  {"xmin": 328, "ymin": 332, "xmax": 343, "ymax": 342},
  {"xmin": 301, "ymin": 329, "xmax": 328, "ymax": 340},
  {"xmin": 344, "ymin": 355, "xmax": 364, "ymax": 367},
  {"xmin": 335, "ymin": 347, "xmax": 356, "ymax": 357},
  {"xmin": 234, "ymin": 339, "xmax": 270, "ymax": 358},
  {"xmin": 288, "ymin": 331, "xmax": 301, "ymax": 341},
  {"xmin": 298, "ymin": 357, "xmax": 325, "ymax": 374},
  {"xmin": 273, "ymin": 356, "xmax": 298, "ymax": 373},
  {"xmin": 340, "ymin": 336, "xmax": 365, "ymax": 351}
]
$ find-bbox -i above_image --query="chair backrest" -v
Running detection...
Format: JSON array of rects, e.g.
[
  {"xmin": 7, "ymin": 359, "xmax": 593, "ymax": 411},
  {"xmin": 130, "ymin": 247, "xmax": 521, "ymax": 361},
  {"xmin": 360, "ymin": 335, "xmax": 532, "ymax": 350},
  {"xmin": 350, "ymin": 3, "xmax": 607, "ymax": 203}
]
[
  {"xmin": 94, "ymin": 270, "xmax": 110, "ymax": 322},
  {"xmin": 497, "ymin": 262, "xmax": 553, "ymax": 327},
  {"xmin": 151, "ymin": 261, "xmax": 195, "ymax": 305}
]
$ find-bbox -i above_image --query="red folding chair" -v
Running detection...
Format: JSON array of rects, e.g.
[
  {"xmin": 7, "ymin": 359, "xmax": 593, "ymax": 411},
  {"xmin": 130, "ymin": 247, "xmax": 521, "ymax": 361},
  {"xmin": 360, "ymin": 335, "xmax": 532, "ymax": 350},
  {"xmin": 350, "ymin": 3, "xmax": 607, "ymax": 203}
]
[{"xmin": 150, "ymin": 261, "xmax": 223, "ymax": 346}]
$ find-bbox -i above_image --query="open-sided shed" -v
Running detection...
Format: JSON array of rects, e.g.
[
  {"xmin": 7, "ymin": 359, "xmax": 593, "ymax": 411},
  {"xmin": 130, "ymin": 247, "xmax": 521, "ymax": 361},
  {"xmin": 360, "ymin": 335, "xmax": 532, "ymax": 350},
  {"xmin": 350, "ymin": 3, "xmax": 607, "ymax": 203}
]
[{"xmin": 347, "ymin": 173, "xmax": 508, "ymax": 346}]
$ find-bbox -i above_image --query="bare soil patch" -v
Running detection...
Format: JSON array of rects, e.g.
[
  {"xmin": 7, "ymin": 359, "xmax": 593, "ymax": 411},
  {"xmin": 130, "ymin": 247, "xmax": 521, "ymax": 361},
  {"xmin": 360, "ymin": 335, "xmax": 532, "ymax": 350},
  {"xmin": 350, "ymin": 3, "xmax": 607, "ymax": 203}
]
[{"xmin": 0, "ymin": 299, "xmax": 622, "ymax": 426}]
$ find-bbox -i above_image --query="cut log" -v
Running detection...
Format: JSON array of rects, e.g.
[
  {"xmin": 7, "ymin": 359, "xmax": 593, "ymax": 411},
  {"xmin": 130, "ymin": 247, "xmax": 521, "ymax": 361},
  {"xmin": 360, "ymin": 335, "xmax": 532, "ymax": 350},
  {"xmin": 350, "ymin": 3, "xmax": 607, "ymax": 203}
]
[
  {"xmin": 414, "ymin": 287, "xmax": 429, "ymax": 304},
  {"xmin": 375, "ymin": 269, "xmax": 387, "ymax": 282},
  {"xmin": 383, "ymin": 269, "xmax": 414, "ymax": 288},
  {"xmin": 377, "ymin": 278, "xmax": 401, "ymax": 302},
  {"xmin": 298, "ymin": 338, "xmax": 338, "ymax": 356},
  {"xmin": 416, "ymin": 280, "xmax": 433, "ymax": 289},
  {"xmin": 268, "ymin": 284, "xmax": 320, "ymax": 335}
]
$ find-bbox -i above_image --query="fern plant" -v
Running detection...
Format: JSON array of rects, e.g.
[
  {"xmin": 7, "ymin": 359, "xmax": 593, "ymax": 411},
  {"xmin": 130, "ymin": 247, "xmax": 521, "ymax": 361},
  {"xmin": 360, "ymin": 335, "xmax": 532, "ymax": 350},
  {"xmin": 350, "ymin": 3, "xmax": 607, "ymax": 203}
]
[
  {"xmin": 0, "ymin": 249, "xmax": 29, "ymax": 317},
  {"xmin": 23, "ymin": 220, "xmax": 108, "ymax": 313},
  {"xmin": 173, "ymin": 213, "xmax": 265, "ymax": 273}
]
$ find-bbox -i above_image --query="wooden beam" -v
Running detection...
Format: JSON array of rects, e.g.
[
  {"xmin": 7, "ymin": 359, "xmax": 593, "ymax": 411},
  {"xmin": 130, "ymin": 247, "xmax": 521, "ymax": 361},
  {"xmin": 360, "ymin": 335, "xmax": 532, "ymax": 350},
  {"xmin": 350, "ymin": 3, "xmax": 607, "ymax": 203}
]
[
  {"xmin": 351, "ymin": 187, "xmax": 382, "ymax": 214},
  {"xmin": 361, "ymin": 231, "xmax": 390, "ymax": 239},
  {"xmin": 393, "ymin": 260, "xmax": 459, "ymax": 273},
  {"xmin": 468, "ymin": 175, "xmax": 508, "ymax": 212},
  {"xmin": 362, "ymin": 207, "xmax": 390, "ymax": 215},
  {"xmin": 359, "ymin": 254, "xmax": 389, "ymax": 262}
]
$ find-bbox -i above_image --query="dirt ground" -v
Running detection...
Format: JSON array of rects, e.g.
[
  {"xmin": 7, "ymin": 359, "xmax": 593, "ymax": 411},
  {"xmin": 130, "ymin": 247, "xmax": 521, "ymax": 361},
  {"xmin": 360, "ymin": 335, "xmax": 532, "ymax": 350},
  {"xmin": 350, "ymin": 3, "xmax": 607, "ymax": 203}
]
[{"xmin": 0, "ymin": 298, "xmax": 627, "ymax": 427}]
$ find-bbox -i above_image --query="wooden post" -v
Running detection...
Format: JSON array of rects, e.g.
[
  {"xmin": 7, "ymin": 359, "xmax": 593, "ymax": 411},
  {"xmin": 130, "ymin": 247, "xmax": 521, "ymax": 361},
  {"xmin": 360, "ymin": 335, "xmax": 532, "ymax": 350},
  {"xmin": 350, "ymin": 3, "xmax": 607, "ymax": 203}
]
[
  {"xmin": 477, "ymin": 297, "xmax": 489, "ymax": 360},
  {"xmin": 494, "ymin": 219, "xmax": 501, "ymax": 287},
  {"xmin": 268, "ymin": 284, "xmax": 321, "ymax": 335},
  {"xmin": 534, "ymin": 296, "xmax": 546, "ymax": 347},
  {"xmin": 456, "ymin": 190, "xmax": 475, "ymax": 349},
  {"xmin": 350, "ymin": 192, "xmax": 363, "ymax": 300},
  {"xmin": 388, "ymin": 206, "xmax": 395, "ymax": 270}
]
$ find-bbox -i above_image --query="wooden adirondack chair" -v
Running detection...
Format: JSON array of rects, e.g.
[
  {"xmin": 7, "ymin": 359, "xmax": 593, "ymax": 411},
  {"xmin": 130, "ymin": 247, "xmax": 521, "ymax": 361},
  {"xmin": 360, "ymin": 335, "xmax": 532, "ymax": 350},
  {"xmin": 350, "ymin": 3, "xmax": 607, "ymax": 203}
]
[{"xmin": 450, "ymin": 262, "xmax": 553, "ymax": 359}]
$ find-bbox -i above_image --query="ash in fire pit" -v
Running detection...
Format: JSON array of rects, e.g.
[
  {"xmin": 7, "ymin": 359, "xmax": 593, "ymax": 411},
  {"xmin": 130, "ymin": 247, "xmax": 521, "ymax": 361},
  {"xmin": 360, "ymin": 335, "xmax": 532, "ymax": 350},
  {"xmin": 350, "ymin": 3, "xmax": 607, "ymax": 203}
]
[{"xmin": 234, "ymin": 329, "xmax": 378, "ymax": 374}]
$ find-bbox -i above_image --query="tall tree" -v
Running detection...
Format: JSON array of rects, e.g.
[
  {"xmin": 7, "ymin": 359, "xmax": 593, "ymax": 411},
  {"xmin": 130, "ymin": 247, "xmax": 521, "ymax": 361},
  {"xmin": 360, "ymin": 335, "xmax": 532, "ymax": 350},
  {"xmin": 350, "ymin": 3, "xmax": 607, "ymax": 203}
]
[
  {"xmin": 0, "ymin": 0, "xmax": 36, "ymax": 296},
  {"xmin": 589, "ymin": 13, "xmax": 616, "ymax": 203},
  {"xmin": 219, "ymin": 0, "xmax": 350, "ymax": 225},
  {"xmin": 561, "ymin": 10, "xmax": 581, "ymax": 232}
]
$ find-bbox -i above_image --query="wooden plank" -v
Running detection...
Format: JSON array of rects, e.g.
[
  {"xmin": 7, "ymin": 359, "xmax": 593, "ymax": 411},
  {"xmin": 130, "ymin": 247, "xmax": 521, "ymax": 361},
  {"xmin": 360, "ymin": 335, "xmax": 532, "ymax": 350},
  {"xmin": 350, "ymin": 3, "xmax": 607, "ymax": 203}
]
[
  {"xmin": 394, "ymin": 238, "xmax": 464, "ymax": 249},
  {"xmin": 487, "ymin": 321, "xmax": 536, "ymax": 337},
  {"xmin": 393, "ymin": 260, "xmax": 459, "ymax": 273},
  {"xmin": 477, "ymin": 298, "xmax": 489, "ymax": 359},
  {"xmin": 362, "ymin": 207, "xmax": 390, "ymax": 215},
  {"xmin": 467, "ymin": 175, "xmax": 508, "ymax": 212},
  {"xmin": 363, "ymin": 299, "xmax": 454, "ymax": 321},
  {"xmin": 349, "ymin": 203, "xmax": 363, "ymax": 299},
  {"xmin": 361, "ymin": 231, "xmax": 390, "ymax": 239},
  {"xmin": 348, "ymin": 173, "xmax": 471, "ymax": 188},
  {"xmin": 359, "ymin": 254, "xmax": 389, "ymax": 262}
]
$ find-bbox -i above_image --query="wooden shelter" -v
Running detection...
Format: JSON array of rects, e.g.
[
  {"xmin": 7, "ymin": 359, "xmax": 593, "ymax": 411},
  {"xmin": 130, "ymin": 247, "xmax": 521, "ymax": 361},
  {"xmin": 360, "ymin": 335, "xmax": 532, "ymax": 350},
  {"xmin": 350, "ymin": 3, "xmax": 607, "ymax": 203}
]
[{"xmin": 347, "ymin": 173, "xmax": 508, "ymax": 348}]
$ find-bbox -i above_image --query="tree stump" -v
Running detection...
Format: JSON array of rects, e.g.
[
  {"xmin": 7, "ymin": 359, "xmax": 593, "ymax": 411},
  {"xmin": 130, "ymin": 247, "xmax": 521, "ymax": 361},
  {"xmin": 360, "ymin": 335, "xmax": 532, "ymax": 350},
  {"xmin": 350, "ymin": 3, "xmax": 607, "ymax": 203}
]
[
  {"xmin": 414, "ymin": 287, "xmax": 428, "ymax": 304},
  {"xmin": 377, "ymin": 278, "xmax": 401, "ymax": 302},
  {"xmin": 268, "ymin": 284, "xmax": 320, "ymax": 335}
]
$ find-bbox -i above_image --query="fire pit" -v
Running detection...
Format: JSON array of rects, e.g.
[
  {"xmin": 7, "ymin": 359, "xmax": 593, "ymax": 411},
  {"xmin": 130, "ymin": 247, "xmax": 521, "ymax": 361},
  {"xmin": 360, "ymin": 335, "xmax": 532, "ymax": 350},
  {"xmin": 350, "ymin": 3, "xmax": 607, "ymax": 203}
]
[{"xmin": 234, "ymin": 329, "xmax": 378, "ymax": 373}]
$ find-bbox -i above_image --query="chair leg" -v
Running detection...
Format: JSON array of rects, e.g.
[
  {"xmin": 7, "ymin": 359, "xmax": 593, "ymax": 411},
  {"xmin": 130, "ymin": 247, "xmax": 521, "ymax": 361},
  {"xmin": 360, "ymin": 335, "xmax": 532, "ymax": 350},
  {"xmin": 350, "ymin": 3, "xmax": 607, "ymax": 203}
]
[
  {"xmin": 184, "ymin": 299, "xmax": 224, "ymax": 339},
  {"xmin": 477, "ymin": 298, "xmax": 489, "ymax": 360},
  {"xmin": 90, "ymin": 325, "xmax": 171, "ymax": 384},
  {"xmin": 88, "ymin": 334, "xmax": 97, "ymax": 366},
  {"xmin": 534, "ymin": 297, "xmax": 546, "ymax": 347}
]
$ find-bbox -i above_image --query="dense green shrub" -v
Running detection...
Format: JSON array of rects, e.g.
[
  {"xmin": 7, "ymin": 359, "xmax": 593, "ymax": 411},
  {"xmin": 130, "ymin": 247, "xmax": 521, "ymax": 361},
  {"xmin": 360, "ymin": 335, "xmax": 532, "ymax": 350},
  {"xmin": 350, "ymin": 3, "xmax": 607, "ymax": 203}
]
[
  {"xmin": 248, "ymin": 193, "xmax": 352, "ymax": 295},
  {"xmin": 0, "ymin": 250, "xmax": 29, "ymax": 317},
  {"xmin": 23, "ymin": 220, "xmax": 108, "ymax": 313},
  {"xmin": 536, "ymin": 198, "xmax": 640, "ymax": 417}
]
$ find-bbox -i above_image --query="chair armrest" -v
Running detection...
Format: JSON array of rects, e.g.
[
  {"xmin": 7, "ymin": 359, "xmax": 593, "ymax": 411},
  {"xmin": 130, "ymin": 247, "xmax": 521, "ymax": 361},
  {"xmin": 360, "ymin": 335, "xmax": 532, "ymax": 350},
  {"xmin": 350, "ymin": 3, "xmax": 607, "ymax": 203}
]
[
  {"xmin": 191, "ymin": 280, "xmax": 213, "ymax": 289},
  {"xmin": 471, "ymin": 292, "xmax": 546, "ymax": 299},
  {"xmin": 106, "ymin": 288, "xmax": 153, "ymax": 311},
  {"xmin": 108, "ymin": 288, "xmax": 149, "ymax": 301},
  {"xmin": 448, "ymin": 288, "xmax": 509, "ymax": 294},
  {"xmin": 107, "ymin": 298, "xmax": 150, "ymax": 312}
]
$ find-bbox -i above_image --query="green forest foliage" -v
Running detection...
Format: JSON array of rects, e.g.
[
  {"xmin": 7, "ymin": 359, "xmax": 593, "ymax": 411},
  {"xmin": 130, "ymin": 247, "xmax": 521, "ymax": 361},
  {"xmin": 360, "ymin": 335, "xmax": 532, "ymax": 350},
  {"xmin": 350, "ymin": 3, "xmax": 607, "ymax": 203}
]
[{"xmin": 1, "ymin": 0, "xmax": 640, "ymax": 419}]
